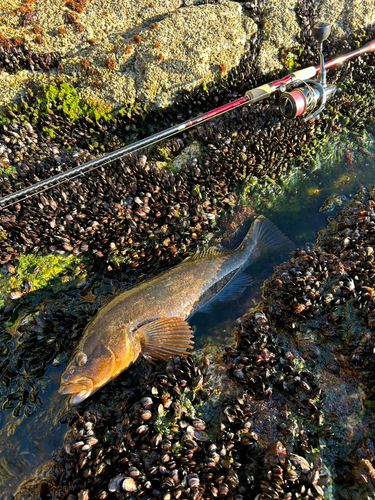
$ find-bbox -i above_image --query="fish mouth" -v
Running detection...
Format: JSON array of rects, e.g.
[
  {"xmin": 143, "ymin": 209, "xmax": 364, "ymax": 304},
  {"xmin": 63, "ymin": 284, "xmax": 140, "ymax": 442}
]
[
  {"xmin": 58, "ymin": 377, "xmax": 94, "ymax": 405},
  {"xmin": 69, "ymin": 390, "xmax": 92, "ymax": 405}
]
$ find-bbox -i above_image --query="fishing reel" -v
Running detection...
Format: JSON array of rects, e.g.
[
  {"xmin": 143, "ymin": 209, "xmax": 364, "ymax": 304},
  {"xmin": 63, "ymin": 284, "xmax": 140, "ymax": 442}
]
[{"xmin": 279, "ymin": 23, "xmax": 336, "ymax": 120}]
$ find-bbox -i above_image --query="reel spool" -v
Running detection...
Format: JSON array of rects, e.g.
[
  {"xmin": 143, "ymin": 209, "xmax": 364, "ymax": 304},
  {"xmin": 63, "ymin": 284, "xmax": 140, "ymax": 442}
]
[
  {"xmin": 279, "ymin": 81, "xmax": 336, "ymax": 120},
  {"xmin": 279, "ymin": 22, "xmax": 336, "ymax": 120}
]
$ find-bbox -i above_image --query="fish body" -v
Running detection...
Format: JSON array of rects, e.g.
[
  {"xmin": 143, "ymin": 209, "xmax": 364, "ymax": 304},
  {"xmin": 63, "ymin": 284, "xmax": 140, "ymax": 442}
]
[{"xmin": 58, "ymin": 216, "xmax": 292, "ymax": 404}]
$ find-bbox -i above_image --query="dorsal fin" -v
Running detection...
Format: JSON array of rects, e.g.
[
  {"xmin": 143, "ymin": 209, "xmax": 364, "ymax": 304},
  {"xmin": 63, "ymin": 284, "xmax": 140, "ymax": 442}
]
[{"xmin": 184, "ymin": 246, "xmax": 232, "ymax": 262}]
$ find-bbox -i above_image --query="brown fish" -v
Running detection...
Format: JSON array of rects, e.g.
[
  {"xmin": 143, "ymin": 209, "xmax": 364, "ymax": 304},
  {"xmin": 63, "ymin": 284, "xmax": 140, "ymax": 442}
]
[{"xmin": 58, "ymin": 216, "xmax": 293, "ymax": 404}]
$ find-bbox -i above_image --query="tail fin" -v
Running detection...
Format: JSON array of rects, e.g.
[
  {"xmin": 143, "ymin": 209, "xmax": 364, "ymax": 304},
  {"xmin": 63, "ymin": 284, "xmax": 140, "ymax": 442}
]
[
  {"xmin": 198, "ymin": 217, "xmax": 293, "ymax": 313},
  {"xmin": 238, "ymin": 215, "xmax": 295, "ymax": 264}
]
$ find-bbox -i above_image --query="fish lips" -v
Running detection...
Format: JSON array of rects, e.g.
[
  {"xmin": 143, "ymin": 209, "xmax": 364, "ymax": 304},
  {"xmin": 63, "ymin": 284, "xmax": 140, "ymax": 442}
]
[{"xmin": 58, "ymin": 377, "xmax": 94, "ymax": 405}]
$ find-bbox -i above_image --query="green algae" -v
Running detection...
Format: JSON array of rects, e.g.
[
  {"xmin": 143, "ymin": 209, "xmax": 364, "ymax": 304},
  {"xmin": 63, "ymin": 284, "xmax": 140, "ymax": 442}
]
[
  {"xmin": 0, "ymin": 164, "xmax": 17, "ymax": 177},
  {"xmin": 0, "ymin": 83, "xmax": 114, "ymax": 160},
  {"xmin": 153, "ymin": 391, "xmax": 198, "ymax": 435},
  {"xmin": 153, "ymin": 407, "xmax": 175, "ymax": 435},
  {"xmin": 0, "ymin": 252, "xmax": 88, "ymax": 310},
  {"xmin": 33, "ymin": 81, "xmax": 113, "ymax": 123},
  {"xmin": 157, "ymin": 147, "xmax": 170, "ymax": 161},
  {"xmin": 192, "ymin": 184, "xmax": 203, "ymax": 200}
]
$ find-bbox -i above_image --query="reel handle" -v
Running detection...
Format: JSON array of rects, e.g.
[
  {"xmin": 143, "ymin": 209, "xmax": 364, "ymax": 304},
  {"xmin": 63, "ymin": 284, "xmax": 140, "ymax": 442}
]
[
  {"xmin": 312, "ymin": 23, "xmax": 331, "ymax": 43},
  {"xmin": 312, "ymin": 22, "xmax": 332, "ymax": 87}
]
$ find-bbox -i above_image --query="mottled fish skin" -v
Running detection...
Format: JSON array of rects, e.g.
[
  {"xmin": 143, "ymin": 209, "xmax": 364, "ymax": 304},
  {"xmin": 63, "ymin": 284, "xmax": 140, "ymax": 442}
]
[{"xmin": 58, "ymin": 216, "xmax": 293, "ymax": 404}]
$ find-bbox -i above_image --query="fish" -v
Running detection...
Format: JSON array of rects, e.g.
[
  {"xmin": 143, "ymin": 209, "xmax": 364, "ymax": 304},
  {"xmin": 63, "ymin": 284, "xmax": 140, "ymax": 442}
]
[{"xmin": 58, "ymin": 216, "xmax": 293, "ymax": 404}]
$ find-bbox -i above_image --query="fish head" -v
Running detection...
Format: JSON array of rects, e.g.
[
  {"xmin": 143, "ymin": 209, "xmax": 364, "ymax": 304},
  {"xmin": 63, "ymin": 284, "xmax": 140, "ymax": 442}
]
[{"xmin": 58, "ymin": 332, "xmax": 116, "ymax": 405}]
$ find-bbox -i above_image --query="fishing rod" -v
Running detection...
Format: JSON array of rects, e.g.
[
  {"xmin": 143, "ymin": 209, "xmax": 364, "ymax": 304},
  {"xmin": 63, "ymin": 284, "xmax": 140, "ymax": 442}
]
[{"xmin": 1, "ymin": 23, "xmax": 375, "ymax": 209}]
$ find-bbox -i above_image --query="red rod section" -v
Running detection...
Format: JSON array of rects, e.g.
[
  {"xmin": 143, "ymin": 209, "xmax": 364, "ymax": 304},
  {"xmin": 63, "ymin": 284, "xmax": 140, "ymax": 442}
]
[
  {"xmin": 317, "ymin": 38, "xmax": 375, "ymax": 71},
  {"xmin": 270, "ymin": 39, "xmax": 375, "ymax": 88},
  {"xmin": 185, "ymin": 96, "xmax": 250, "ymax": 127}
]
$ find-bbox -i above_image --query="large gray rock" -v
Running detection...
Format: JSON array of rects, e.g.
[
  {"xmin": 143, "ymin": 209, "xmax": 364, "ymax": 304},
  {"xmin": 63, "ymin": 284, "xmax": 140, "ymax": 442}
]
[
  {"xmin": 0, "ymin": 0, "xmax": 374, "ymax": 109},
  {"xmin": 0, "ymin": 0, "xmax": 256, "ymax": 109},
  {"xmin": 132, "ymin": 2, "xmax": 256, "ymax": 107},
  {"xmin": 258, "ymin": 0, "xmax": 375, "ymax": 72},
  {"xmin": 259, "ymin": 0, "xmax": 301, "ymax": 72},
  {"xmin": 318, "ymin": 0, "xmax": 375, "ymax": 38}
]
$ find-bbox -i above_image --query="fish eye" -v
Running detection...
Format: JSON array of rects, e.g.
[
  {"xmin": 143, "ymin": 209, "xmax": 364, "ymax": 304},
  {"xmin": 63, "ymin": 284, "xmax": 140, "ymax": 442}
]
[{"xmin": 75, "ymin": 352, "xmax": 88, "ymax": 367}]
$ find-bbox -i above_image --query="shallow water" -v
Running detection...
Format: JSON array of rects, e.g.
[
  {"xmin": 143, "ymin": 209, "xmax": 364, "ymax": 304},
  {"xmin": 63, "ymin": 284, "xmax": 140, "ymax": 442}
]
[
  {"xmin": 1, "ymin": 123, "xmax": 375, "ymax": 498},
  {"xmin": 193, "ymin": 124, "xmax": 375, "ymax": 343}
]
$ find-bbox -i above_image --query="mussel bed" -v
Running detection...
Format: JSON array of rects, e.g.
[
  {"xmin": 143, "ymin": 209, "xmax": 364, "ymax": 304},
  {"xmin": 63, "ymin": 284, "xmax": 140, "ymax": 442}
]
[{"xmin": 14, "ymin": 187, "xmax": 375, "ymax": 499}]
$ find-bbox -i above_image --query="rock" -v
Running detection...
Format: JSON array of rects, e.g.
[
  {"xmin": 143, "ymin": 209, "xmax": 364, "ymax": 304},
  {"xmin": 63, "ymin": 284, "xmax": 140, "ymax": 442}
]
[
  {"xmin": 168, "ymin": 141, "xmax": 202, "ymax": 172},
  {"xmin": 318, "ymin": 0, "xmax": 375, "ymax": 38},
  {"xmin": 132, "ymin": 1, "xmax": 257, "ymax": 108},
  {"xmin": 1, "ymin": 0, "xmax": 375, "ymax": 110},
  {"xmin": 0, "ymin": 0, "xmax": 256, "ymax": 110},
  {"xmin": 249, "ymin": 0, "xmax": 375, "ymax": 72},
  {"xmin": 259, "ymin": 0, "xmax": 301, "ymax": 72},
  {"xmin": 352, "ymin": 458, "xmax": 375, "ymax": 491}
]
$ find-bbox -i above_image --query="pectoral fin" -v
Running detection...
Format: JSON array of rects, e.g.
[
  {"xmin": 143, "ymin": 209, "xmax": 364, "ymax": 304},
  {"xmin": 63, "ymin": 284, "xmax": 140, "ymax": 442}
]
[{"xmin": 136, "ymin": 318, "xmax": 194, "ymax": 362}]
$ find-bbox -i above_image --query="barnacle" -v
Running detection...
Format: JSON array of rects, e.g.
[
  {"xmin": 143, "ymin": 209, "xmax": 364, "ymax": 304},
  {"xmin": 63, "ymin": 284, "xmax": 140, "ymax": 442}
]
[
  {"xmin": 105, "ymin": 57, "xmax": 115, "ymax": 70},
  {"xmin": 63, "ymin": 11, "xmax": 76, "ymax": 24},
  {"xmin": 74, "ymin": 22, "xmax": 84, "ymax": 33},
  {"xmin": 12, "ymin": 36, "xmax": 23, "ymax": 45},
  {"xmin": 91, "ymin": 80, "xmax": 102, "ymax": 89},
  {"xmin": 64, "ymin": 0, "xmax": 88, "ymax": 14},
  {"xmin": 19, "ymin": 11, "xmax": 35, "ymax": 27},
  {"xmin": 218, "ymin": 63, "xmax": 226, "ymax": 74},
  {"xmin": 0, "ymin": 32, "xmax": 9, "ymax": 46},
  {"xmin": 80, "ymin": 58, "xmax": 90, "ymax": 70},
  {"xmin": 18, "ymin": 0, "xmax": 34, "ymax": 15}
]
